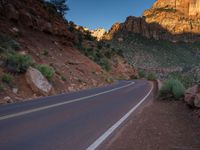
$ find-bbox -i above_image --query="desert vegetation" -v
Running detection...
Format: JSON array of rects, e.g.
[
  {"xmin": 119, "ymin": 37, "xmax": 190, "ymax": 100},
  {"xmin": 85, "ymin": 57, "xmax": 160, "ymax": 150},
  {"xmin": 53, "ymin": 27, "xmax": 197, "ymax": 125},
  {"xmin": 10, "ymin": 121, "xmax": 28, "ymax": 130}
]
[
  {"xmin": 36, "ymin": 64, "xmax": 55, "ymax": 81},
  {"xmin": 159, "ymin": 79, "xmax": 185, "ymax": 99}
]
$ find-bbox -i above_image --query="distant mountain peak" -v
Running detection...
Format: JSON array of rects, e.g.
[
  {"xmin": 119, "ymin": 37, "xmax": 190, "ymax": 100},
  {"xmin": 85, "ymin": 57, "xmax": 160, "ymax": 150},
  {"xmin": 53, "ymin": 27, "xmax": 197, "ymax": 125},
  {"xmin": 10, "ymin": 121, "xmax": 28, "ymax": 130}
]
[{"xmin": 90, "ymin": 28, "xmax": 106, "ymax": 41}]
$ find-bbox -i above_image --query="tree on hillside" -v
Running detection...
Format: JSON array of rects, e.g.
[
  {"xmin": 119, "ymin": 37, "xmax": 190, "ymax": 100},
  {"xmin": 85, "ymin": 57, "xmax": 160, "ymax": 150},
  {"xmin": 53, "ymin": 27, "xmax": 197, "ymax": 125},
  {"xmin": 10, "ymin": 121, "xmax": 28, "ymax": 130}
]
[
  {"xmin": 50, "ymin": 0, "xmax": 69, "ymax": 17},
  {"xmin": 0, "ymin": 0, "xmax": 8, "ymax": 9}
]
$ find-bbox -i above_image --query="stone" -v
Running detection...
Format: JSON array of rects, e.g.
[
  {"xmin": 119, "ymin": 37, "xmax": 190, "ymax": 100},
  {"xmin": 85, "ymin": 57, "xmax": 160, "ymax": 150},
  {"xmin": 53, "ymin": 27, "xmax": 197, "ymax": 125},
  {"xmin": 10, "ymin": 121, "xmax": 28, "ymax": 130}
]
[
  {"xmin": 157, "ymin": 79, "xmax": 163, "ymax": 91},
  {"xmin": 25, "ymin": 67, "xmax": 53, "ymax": 96},
  {"xmin": 184, "ymin": 85, "xmax": 200, "ymax": 106},
  {"xmin": 12, "ymin": 88, "xmax": 18, "ymax": 94},
  {"xmin": 4, "ymin": 96, "xmax": 13, "ymax": 103},
  {"xmin": 194, "ymin": 93, "xmax": 200, "ymax": 108}
]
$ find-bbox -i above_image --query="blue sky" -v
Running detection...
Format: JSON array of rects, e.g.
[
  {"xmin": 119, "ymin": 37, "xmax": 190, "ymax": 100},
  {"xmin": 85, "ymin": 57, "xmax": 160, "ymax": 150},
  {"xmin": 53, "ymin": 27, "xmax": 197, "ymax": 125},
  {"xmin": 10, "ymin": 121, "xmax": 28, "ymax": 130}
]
[{"xmin": 66, "ymin": 0, "xmax": 155, "ymax": 31}]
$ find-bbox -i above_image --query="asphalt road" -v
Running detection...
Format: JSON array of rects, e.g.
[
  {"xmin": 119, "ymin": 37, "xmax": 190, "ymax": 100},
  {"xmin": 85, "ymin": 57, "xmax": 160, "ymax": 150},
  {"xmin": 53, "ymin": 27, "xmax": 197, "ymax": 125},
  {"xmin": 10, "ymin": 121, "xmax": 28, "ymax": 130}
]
[{"xmin": 0, "ymin": 80, "xmax": 153, "ymax": 150}]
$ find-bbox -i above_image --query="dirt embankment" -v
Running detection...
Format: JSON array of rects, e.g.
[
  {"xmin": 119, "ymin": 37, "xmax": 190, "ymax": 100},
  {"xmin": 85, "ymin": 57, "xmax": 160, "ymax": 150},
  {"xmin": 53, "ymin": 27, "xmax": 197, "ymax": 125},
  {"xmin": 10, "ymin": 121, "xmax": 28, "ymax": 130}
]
[{"xmin": 105, "ymin": 97, "xmax": 200, "ymax": 150}]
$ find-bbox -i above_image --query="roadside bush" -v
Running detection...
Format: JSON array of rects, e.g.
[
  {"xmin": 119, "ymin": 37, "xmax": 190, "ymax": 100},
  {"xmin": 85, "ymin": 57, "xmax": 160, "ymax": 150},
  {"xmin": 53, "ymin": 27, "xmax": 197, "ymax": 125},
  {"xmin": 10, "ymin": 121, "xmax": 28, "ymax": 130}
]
[
  {"xmin": 168, "ymin": 72, "xmax": 195, "ymax": 88},
  {"xmin": 138, "ymin": 69, "xmax": 146, "ymax": 78},
  {"xmin": 78, "ymin": 46, "xmax": 111, "ymax": 71},
  {"xmin": 0, "ymin": 84, "xmax": 4, "ymax": 92},
  {"xmin": 6, "ymin": 53, "xmax": 33, "ymax": 73},
  {"xmin": 130, "ymin": 74, "xmax": 138, "ymax": 79},
  {"xmin": 98, "ymin": 58, "xmax": 111, "ymax": 71},
  {"xmin": 60, "ymin": 75, "xmax": 67, "ymax": 81},
  {"xmin": 147, "ymin": 73, "xmax": 156, "ymax": 81},
  {"xmin": 159, "ymin": 79, "xmax": 185, "ymax": 99},
  {"xmin": 105, "ymin": 77, "xmax": 113, "ymax": 83},
  {"xmin": 36, "ymin": 64, "xmax": 55, "ymax": 81},
  {"xmin": 1, "ymin": 74, "xmax": 13, "ymax": 85}
]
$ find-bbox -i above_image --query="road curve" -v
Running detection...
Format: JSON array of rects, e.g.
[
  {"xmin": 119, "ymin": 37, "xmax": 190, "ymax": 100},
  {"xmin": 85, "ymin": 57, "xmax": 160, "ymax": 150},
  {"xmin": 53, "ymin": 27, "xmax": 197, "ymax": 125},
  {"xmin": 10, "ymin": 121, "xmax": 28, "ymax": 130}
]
[{"xmin": 0, "ymin": 80, "xmax": 153, "ymax": 150}]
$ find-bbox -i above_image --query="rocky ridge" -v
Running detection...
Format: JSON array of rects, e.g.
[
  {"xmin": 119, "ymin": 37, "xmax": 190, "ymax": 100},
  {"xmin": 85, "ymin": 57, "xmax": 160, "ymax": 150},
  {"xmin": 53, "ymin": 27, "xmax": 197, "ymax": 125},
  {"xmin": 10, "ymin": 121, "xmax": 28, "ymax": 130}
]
[
  {"xmin": 90, "ymin": 28, "xmax": 106, "ymax": 41},
  {"xmin": 104, "ymin": 0, "xmax": 200, "ymax": 42}
]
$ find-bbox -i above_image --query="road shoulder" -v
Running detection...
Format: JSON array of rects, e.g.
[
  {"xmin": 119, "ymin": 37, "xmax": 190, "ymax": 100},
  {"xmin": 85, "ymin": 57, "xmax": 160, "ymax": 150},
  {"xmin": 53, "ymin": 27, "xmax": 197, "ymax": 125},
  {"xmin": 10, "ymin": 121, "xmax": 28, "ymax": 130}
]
[{"xmin": 104, "ymin": 83, "xmax": 200, "ymax": 150}]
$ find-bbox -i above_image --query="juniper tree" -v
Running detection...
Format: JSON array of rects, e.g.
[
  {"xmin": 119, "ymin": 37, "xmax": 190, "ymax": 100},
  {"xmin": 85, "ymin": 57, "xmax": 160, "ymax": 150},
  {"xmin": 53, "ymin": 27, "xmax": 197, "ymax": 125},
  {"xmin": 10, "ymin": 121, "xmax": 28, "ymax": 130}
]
[{"xmin": 50, "ymin": 0, "xmax": 69, "ymax": 17}]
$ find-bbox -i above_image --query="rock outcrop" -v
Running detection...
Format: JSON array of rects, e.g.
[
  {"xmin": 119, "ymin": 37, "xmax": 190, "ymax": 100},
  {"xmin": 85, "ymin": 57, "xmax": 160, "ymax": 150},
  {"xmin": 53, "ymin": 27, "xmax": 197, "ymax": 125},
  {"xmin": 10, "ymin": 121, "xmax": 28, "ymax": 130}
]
[
  {"xmin": 151, "ymin": 0, "xmax": 200, "ymax": 17},
  {"xmin": 194, "ymin": 93, "xmax": 200, "ymax": 108},
  {"xmin": 26, "ymin": 67, "xmax": 53, "ymax": 96},
  {"xmin": 184, "ymin": 85, "xmax": 200, "ymax": 107},
  {"xmin": 91, "ymin": 28, "xmax": 106, "ymax": 41},
  {"xmin": 104, "ymin": 23, "xmax": 121, "ymax": 40},
  {"xmin": 105, "ymin": 0, "xmax": 200, "ymax": 42}
]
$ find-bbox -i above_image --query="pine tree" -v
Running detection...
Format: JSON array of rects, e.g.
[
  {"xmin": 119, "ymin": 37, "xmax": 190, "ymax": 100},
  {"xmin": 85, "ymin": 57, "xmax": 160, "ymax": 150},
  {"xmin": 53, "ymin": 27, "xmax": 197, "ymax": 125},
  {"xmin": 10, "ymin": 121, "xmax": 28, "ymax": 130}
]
[{"xmin": 50, "ymin": 0, "xmax": 69, "ymax": 17}]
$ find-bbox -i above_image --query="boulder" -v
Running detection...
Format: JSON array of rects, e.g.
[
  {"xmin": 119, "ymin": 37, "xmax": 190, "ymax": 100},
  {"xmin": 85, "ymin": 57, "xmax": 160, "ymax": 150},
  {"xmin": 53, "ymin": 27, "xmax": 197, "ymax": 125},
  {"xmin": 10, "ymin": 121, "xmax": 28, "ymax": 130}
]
[
  {"xmin": 184, "ymin": 85, "xmax": 200, "ymax": 106},
  {"xmin": 194, "ymin": 93, "xmax": 200, "ymax": 108},
  {"xmin": 156, "ymin": 79, "xmax": 162, "ymax": 91},
  {"xmin": 25, "ymin": 67, "xmax": 53, "ymax": 96}
]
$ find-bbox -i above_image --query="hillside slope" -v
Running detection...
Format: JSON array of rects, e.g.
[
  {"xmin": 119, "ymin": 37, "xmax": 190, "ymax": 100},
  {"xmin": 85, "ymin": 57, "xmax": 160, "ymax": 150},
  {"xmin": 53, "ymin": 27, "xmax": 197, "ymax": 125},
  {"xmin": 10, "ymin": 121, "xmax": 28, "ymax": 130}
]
[{"xmin": 0, "ymin": 0, "xmax": 136, "ymax": 104}]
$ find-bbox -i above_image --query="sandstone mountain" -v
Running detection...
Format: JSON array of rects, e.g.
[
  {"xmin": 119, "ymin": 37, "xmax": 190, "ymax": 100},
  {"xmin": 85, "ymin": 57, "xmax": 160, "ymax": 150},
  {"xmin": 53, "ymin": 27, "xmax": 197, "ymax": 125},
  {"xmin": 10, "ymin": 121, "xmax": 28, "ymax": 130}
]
[
  {"xmin": 101, "ymin": 0, "xmax": 200, "ymax": 83},
  {"xmin": 90, "ymin": 28, "xmax": 106, "ymax": 41},
  {"xmin": 105, "ymin": 0, "xmax": 200, "ymax": 42}
]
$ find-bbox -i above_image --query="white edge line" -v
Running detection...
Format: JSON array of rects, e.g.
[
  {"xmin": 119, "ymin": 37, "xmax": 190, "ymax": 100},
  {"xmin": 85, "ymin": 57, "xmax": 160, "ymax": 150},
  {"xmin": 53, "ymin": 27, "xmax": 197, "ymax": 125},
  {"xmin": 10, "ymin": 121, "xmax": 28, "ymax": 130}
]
[
  {"xmin": 87, "ymin": 82, "xmax": 153, "ymax": 150},
  {"xmin": 0, "ymin": 82, "xmax": 135, "ymax": 121}
]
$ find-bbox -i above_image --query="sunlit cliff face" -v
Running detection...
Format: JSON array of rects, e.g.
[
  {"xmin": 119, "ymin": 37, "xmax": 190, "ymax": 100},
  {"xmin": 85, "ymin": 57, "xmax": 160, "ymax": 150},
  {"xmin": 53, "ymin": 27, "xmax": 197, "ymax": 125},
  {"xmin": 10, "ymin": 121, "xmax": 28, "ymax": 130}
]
[{"xmin": 153, "ymin": 0, "xmax": 200, "ymax": 16}]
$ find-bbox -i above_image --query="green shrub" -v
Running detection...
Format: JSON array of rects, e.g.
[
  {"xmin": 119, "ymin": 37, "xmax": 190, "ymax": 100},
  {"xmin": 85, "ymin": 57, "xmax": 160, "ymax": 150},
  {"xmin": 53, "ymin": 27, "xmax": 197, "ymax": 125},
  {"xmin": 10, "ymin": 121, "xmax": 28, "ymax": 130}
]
[
  {"xmin": 130, "ymin": 74, "xmax": 138, "ymax": 79},
  {"xmin": 6, "ymin": 53, "xmax": 33, "ymax": 73},
  {"xmin": 147, "ymin": 73, "xmax": 156, "ymax": 81},
  {"xmin": 6, "ymin": 40, "xmax": 21, "ymax": 51},
  {"xmin": 37, "ymin": 64, "xmax": 55, "ymax": 81},
  {"xmin": 43, "ymin": 1, "xmax": 58, "ymax": 16},
  {"xmin": 42, "ymin": 49, "xmax": 49, "ymax": 56},
  {"xmin": 84, "ymin": 32, "xmax": 95, "ymax": 41},
  {"xmin": 105, "ymin": 77, "xmax": 113, "ymax": 83},
  {"xmin": 1, "ymin": 74, "xmax": 13, "ymax": 84},
  {"xmin": 138, "ymin": 69, "xmax": 146, "ymax": 78},
  {"xmin": 78, "ymin": 46, "xmax": 111, "ymax": 71},
  {"xmin": 0, "ymin": 35, "xmax": 20, "ymax": 52},
  {"xmin": 61, "ymin": 75, "xmax": 67, "ymax": 81},
  {"xmin": 168, "ymin": 72, "xmax": 194, "ymax": 88},
  {"xmin": 159, "ymin": 79, "xmax": 185, "ymax": 99},
  {"xmin": 98, "ymin": 58, "xmax": 111, "ymax": 71},
  {"xmin": 0, "ymin": 84, "xmax": 4, "ymax": 92}
]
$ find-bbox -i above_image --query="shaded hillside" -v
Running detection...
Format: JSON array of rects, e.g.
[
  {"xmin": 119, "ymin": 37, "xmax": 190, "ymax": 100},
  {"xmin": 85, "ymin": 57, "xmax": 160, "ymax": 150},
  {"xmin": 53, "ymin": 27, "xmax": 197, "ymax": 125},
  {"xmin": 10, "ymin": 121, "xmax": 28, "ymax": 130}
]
[
  {"xmin": 104, "ymin": 27, "xmax": 200, "ymax": 81},
  {"xmin": 68, "ymin": 22, "xmax": 136, "ymax": 79},
  {"xmin": 0, "ymin": 0, "xmax": 136, "ymax": 104}
]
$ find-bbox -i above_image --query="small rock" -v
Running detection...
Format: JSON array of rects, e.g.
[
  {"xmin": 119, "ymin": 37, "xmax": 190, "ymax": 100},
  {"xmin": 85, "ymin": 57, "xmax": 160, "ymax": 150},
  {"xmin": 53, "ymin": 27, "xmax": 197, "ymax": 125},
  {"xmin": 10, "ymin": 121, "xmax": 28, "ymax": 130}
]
[
  {"xmin": 4, "ymin": 96, "xmax": 13, "ymax": 103},
  {"xmin": 19, "ymin": 51, "xmax": 27, "ymax": 55},
  {"xmin": 12, "ymin": 27, "xmax": 19, "ymax": 33},
  {"xmin": 184, "ymin": 85, "xmax": 200, "ymax": 106},
  {"xmin": 68, "ymin": 86, "xmax": 74, "ymax": 92},
  {"xmin": 12, "ymin": 88, "xmax": 18, "ymax": 94},
  {"xmin": 194, "ymin": 93, "xmax": 200, "ymax": 108}
]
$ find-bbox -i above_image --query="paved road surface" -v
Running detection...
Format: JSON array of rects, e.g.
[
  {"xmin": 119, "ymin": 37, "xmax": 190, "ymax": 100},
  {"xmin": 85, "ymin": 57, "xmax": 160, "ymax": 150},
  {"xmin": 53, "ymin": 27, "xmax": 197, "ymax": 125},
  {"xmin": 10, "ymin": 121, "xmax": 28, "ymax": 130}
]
[{"xmin": 0, "ymin": 80, "xmax": 153, "ymax": 150}]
